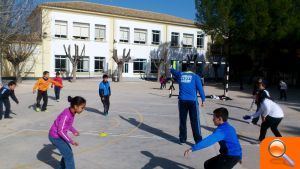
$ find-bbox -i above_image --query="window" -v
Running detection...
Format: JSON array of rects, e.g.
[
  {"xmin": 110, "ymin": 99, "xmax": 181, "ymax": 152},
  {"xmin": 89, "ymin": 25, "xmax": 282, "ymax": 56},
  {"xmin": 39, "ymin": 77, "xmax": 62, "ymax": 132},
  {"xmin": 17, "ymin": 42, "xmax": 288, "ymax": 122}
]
[
  {"xmin": 134, "ymin": 29, "xmax": 147, "ymax": 44},
  {"xmin": 73, "ymin": 22, "xmax": 90, "ymax": 40},
  {"xmin": 152, "ymin": 30, "xmax": 160, "ymax": 45},
  {"xmin": 94, "ymin": 57, "xmax": 105, "ymax": 72},
  {"xmin": 182, "ymin": 34, "xmax": 194, "ymax": 48},
  {"xmin": 55, "ymin": 55, "xmax": 67, "ymax": 72},
  {"xmin": 120, "ymin": 27, "xmax": 129, "ymax": 43},
  {"xmin": 133, "ymin": 59, "xmax": 146, "ymax": 73},
  {"xmin": 95, "ymin": 24, "xmax": 106, "ymax": 41},
  {"xmin": 55, "ymin": 20, "xmax": 67, "ymax": 38},
  {"xmin": 150, "ymin": 59, "xmax": 159, "ymax": 73},
  {"xmin": 77, "ymin": 56, "xmax": 89, "ymax": 72},
  {"xmin": 171, "ymin": 32, "xmax": 179, "ymax": 47},
  {"xmin": 124, "ymin": 63, "xmax": 128, "ymax": 73},
  {"xmin": 197, "ymin": 32, "xmax": 204, "ymax": 48}
]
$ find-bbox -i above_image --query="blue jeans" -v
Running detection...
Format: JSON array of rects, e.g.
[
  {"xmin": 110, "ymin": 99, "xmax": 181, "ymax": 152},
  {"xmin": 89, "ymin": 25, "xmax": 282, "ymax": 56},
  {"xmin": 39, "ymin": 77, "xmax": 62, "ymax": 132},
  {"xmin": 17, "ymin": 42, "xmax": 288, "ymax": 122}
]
[{"xmin": 49, "ymin": 135, "xmax": 75, "ymax": 169}]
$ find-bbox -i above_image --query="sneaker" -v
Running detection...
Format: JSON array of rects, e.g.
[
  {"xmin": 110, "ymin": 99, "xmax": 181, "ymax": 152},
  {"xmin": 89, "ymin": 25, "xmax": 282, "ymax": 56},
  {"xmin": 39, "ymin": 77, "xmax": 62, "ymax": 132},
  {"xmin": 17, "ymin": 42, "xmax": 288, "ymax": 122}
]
[
  {"xmin": 36, "ymin": 108, "xmax": 41, "ymax": 112},
  {"xmin": 56, "ymin": 99, "xmax": 60, "ymax": 102},
  {"xmin": 42, "ymin": 109, "xmax": 49, "ymax": 112},
  {"xmin": 4, "ymin": 116, "xmax": 13, "ymax": 119}
]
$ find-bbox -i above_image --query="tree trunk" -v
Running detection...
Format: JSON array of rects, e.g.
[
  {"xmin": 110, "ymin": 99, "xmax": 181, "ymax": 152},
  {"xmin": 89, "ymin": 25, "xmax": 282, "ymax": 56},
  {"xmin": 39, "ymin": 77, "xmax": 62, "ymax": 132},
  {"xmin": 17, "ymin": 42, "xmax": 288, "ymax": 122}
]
[
  {"xmin": 14, "ymin": 64, "xmax": 22, "ymax": 83},
  {"xmin": 118, "ymin": 63, "xmax": 123, "ymax": 81},
  {"xmin": 72, "ymin": 63, "xmax": 77, "ymax": 82},
  {"xmin": 157, "ymin": 62, "xmax": 163, "ymax": 82}
]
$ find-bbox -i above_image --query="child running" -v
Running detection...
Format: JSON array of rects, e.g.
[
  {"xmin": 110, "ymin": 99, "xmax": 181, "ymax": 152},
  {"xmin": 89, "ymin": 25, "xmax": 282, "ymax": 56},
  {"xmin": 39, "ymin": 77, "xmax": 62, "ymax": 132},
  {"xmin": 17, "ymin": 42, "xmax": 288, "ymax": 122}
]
[
  {"xmin": 52, "ymin": 72, "xmax": 63, "ymax": 102},
  {"xmin": 49, "ymin": 96, "xmax": 86, "ymax": 169},
  {"xmin": 33, "ymin": 71, "xmax": 63, "ymax": 112},
  {"xmin": 99, "ymin": 74, "xmax": 111, "ymax": 116},
  {"xmin": 184, "ymin": 107, "xmax": 242, "ymax": 169},
  {"xmin": 0, "ymin": 81, "xmax": 19, "ymax": 119}
]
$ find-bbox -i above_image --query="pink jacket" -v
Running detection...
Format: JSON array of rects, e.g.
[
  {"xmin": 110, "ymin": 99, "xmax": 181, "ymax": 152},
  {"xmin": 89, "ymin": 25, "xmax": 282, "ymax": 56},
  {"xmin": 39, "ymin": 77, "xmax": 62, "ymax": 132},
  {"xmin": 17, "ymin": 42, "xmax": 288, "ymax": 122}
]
[{"xmin": 49, "ymin": 108, "xmax": 78, "ymax": 144}]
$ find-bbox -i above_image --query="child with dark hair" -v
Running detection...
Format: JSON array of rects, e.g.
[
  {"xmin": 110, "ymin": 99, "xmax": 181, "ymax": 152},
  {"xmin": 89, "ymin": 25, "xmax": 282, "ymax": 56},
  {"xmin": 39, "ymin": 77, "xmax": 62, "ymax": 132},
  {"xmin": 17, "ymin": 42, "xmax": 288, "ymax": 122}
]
[
  {"xmin": 184, "ymin": 107, "xmax": 242, "ymax": 169},
  {"xmin": 49, "ymin": 96, "xmax": 86, "ymax": 169},
  {"xmin": 244, "ymin": 90, "xmax": 284, "ymax": 141},
  {"xmin": 33, "ymin": 71, "xmax": 63, "ymax": 112},
  {"xmin": 52, "ymin": 72, "xmax": 63, "ymax": 102},
  {"xmin": 99, "ymin": 74, "xmax": 111, "ymax": 116},
  {"xmin": 0, "ymin": 81, "xmax": 19, "ymax": 119}
]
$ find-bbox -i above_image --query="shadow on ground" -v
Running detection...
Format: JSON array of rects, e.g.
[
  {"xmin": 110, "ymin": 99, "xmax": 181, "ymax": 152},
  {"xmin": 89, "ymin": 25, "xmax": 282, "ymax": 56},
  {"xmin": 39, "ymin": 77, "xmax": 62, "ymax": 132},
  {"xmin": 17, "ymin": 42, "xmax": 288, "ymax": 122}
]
[
  {"xmin": 36, "ymin": 144, "xmax": 60, "ymax": 169},
  {"xmin": 141, "ymin": 151, "xmax": 194, "ymax": 169},
  {"xmin": 85, "ymin": 107, "xmax": 105, "ymax": 116},
  {"xmin": 119, "ymin": 115, "xmax": 193, "ymax": 145}
]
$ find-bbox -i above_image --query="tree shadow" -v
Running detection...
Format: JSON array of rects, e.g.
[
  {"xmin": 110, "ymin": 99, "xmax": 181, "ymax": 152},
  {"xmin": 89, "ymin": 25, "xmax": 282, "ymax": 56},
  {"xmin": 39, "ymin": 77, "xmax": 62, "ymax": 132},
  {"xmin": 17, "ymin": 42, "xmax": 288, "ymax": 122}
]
[
  {"xmin": 36, "ymin": 144, "xmax": 60, "ymax": 169},
  {"xmin": 85, "ymin": 107, "xmax": 105, "ymax": 116},
  {"xmin": 215, "ymin": 103, "xmax": 249, "ymax": 111},
  {"xmin": 119, "ymin": 115, "xmax": 191, "ymax": 145},
  {"xmin": 141, "ymin": 151, "xmax": 194, "ymax": 169}
]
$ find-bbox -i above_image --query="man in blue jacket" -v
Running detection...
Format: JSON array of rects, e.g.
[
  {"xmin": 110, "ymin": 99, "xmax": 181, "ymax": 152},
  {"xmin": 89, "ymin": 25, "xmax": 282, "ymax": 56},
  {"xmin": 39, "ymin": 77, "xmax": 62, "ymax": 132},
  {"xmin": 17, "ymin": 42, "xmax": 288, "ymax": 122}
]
[
  {"xmin": 170, "ymin": 65, "xmax": 205, "ymax": 144},
  {"xmin": 184, "ymin": 107, "xmax": 242, "ymax": 169},
  {"xmin": 0, "ymin": 81, "xmax": 19, "ymax": 120},
  {"xmin": 99, "ymin": 74, "xmax": 111, "ymax": 116}
]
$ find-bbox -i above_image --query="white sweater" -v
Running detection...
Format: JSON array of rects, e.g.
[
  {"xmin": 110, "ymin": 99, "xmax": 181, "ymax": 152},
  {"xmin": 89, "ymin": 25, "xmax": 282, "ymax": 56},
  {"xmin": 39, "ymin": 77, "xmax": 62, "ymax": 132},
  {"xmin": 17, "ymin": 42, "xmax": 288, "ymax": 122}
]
[{"xmin": 252, "ymin": 99, "xmax": 284, "ymax": 118}]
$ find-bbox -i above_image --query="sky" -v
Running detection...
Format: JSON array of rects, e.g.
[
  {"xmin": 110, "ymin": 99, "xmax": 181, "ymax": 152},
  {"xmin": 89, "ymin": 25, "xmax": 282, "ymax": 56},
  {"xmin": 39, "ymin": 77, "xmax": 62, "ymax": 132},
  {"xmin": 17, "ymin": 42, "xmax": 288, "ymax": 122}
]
[{"xmin": 38, "ymin": 0, "xmax": 197, "ymax": 20}]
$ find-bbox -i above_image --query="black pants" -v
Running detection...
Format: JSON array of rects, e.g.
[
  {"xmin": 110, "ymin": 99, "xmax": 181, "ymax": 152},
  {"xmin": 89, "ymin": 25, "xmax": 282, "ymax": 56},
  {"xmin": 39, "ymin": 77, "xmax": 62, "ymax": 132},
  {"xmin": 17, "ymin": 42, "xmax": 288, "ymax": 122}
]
[
  {"xmin": 178, "ymin": 100, "xmax": 202, "ymax": 143},
  {"xmin": 36, "ymin": 90, "xmax": 48, "ymax": 111},
  {"xmin": 251, "ymin": 104, "xmax": 260, "ymax": 124},
  {"xmin": 204, "ymin": 154, "xmax": 240, "ymax": 169},
  {"xmin": 0, "ymin": 99, "xmax": 11, "ymax": 118},
  {"xmin": 101, "ymin": 96, "xmax": 110, "ymax": 114},
  {"xmin": 54, "ymin": 87, "xmax": 61, "ymax": 100},
  {"xmin": 280, "ymin": 89, "xmax": 287, "ymax": 100},
  {"xmin": 259, "ymin": 116, "xmax": 283, "ymax": 141}
]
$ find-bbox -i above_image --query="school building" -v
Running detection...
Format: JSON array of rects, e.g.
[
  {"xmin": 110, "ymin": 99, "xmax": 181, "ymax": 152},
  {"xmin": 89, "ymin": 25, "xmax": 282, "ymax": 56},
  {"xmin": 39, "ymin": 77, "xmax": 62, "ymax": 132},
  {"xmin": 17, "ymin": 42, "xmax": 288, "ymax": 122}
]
[{"xmin": 4, "ymin": 1, "xmax": 210, "ymax": 79}]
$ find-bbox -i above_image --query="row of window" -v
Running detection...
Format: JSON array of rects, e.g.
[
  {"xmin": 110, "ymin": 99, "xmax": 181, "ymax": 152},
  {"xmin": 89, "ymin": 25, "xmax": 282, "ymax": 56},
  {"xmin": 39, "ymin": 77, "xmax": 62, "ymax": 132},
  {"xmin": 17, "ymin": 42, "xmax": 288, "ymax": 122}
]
[{"xmin": 55, "ymin": 20, "xmax": 205, "ymax": 48}]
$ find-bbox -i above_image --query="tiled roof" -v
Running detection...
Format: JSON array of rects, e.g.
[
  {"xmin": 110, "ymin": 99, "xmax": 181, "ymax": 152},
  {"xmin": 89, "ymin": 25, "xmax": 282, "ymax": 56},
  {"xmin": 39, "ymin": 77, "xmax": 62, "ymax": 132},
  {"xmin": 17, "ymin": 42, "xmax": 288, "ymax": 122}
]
[{"xmin": 40, "ymin": 1, "xmax": 196, "ymax": 26}]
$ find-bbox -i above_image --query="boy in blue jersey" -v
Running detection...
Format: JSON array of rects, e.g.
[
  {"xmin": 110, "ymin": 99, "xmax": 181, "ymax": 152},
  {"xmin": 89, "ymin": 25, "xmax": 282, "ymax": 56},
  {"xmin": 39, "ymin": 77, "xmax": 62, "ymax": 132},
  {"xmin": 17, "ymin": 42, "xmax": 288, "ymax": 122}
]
[
  {"xmin": 170, "ymin": 65, "xmax": 205, "ymax": 144},
  {"xmin": 184, "ymin": 107, "xmax": 242, "ymax": 169},
  {"xmin": 99, "ymin": 74, "xmax": 111, "ymax": 116},
  {"xmin": 0, "ymin": 81, "xmax": 19, "ymax": 120}
]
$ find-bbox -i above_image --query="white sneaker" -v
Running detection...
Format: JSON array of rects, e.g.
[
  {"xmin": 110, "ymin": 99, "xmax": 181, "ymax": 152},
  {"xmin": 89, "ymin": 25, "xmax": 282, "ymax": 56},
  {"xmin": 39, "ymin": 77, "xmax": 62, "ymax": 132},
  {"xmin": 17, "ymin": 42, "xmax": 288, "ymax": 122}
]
[{"xmin": 56, "ymin": 99, "xmax": 60, "ymax": 102}]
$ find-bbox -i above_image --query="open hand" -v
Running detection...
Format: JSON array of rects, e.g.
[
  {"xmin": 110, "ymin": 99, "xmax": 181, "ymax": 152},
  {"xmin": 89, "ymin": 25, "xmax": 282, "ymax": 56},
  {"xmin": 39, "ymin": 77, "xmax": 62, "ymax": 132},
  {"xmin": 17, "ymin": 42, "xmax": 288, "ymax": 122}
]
[{"xmin": 74, "ymin": 132, "xmax": 80, "ymax": 136}]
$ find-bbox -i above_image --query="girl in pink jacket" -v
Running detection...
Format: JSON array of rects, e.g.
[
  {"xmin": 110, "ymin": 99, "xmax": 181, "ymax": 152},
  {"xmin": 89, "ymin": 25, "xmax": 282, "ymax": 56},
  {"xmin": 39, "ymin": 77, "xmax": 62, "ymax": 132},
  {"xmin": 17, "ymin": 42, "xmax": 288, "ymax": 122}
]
[{"xmin": 49, "ymin": 96, "xmax": 86, "ymax": 169}]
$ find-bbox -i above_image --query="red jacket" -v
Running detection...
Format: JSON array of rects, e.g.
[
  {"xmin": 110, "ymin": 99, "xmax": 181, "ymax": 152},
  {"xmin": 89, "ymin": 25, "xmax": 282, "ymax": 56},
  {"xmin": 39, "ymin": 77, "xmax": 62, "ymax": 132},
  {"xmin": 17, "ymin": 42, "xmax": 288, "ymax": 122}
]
[{"xmin": 53, "ymin": 77, "xmax": 63, "ymax": 88}]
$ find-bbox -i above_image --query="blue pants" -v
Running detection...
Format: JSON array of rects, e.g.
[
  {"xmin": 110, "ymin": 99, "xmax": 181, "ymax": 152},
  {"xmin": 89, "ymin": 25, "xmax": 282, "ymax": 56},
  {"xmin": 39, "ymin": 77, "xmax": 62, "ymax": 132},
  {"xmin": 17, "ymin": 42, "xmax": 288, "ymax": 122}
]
[
  {"xmin": 49, "ymin": 135, "xmax": 75, "ymax": 169},
  {"xmin": 54, "ymin": 87, "xmax": 61, "ymax": 100},
  {"xmin": 0, "ymin": 98, "xmax": 11, "ymax": 118},
  {"xmin": 178, "ymin": 100, "xmax": 202, "ymax": 143}
]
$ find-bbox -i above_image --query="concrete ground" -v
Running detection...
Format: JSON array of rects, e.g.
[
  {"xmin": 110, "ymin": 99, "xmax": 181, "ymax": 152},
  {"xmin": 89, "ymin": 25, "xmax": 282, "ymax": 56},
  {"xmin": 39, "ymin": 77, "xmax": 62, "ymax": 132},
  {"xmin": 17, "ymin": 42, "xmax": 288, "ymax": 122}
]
[{"xmin": 0, "ymin": 79, "xmax": 299, "ymax": 169}]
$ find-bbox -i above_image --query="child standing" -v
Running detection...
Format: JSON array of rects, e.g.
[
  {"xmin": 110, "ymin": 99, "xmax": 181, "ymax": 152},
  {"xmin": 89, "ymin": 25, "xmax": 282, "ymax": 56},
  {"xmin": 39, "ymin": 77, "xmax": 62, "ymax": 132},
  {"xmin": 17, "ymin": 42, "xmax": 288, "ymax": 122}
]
[
  {"xmin": 49, "ymin": 96, "xmax": 86, "ymax": 169},
  {"xmin": 279, "ymin": 80, "xmax": 287, "ymax": 101},
  {"xmin": 52, "ymin": 72, "xmax": 63, "ymax": 102},
  {"xmin": 99, "ymin": 74, "xmax": 111, "ymax": 116},
  {"xmin": 33, "ymin": 71, "xmax": 63, "ymax": 112},
  {"xmin": 0, "ymin": 81, "xmax": 19, "ymax": 120},
  {"xmin": 184, "ymin": 108, "xmax": 242, "ymax": 169}
]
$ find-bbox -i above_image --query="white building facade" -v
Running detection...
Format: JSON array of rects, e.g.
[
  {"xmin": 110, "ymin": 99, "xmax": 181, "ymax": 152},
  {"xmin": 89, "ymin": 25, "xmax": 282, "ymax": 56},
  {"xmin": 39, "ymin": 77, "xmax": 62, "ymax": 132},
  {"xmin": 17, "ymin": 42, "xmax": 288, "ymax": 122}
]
[{"xmin": 32, "ymin": 2, "xmax": 208, "ymax": 78}]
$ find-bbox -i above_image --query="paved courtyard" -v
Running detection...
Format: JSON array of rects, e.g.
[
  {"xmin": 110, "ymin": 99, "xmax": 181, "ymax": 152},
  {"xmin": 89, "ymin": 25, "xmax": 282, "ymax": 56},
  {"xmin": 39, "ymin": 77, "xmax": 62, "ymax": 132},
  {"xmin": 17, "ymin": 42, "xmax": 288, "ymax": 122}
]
[{"xmin": 0, "ymin": 79, "xmax": 299, "ymax": 169}]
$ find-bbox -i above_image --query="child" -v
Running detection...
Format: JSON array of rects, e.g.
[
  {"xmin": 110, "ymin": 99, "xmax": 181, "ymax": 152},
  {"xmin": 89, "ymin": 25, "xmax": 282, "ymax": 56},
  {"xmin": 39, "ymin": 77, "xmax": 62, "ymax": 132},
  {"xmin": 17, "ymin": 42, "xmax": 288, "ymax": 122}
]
[
  {"xmin": 49, "ymin": 96, "xmax": 86, "ymax": 169},
  {"xmin": 184, "ymin": 107, "xmax": 242, "ymax": 169},
  {"xmin": 279, "ymin": 80, "xmax": 287, "ymax": 101},
  {"xmin": 52, "ymin": 72, "xmax": 63, "ymax": 102},
  {"xmin": 0, "ymin": 81, "xmax": 19, "ymax": 119},
  {"xmin": 33, "ymin": 71, "xmax": 63, "ymax": 112},
  {"xmin": 99, "ymin": 74, "xmax": 111, "ymax": 116},
  {"xmin": 243, "ymin": 90, "xmax": 284, "ymax": 142}
]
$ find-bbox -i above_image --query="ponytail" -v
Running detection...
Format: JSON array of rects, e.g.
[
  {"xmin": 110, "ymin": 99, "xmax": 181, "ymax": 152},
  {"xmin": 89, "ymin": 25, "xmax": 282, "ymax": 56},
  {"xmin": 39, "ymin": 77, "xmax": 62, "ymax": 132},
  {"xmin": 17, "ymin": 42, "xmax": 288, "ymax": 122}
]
[{"xmin": 68, "ymin": 96, "xmax": 86, "ymax": 108}]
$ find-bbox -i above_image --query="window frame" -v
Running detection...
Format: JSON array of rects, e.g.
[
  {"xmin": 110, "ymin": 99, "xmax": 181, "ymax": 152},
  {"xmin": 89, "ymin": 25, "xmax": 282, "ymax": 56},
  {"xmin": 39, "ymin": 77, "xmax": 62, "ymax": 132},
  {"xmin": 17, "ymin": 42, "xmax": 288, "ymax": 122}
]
[
  {"xmin": 119, "ymin": 27, "xmax": 130, "ymax": 43},
  {"xmin": 54, "ymin": 20, "xmax": 68, "ymax": 38},
  {"xmin": 182, "ymin": 33, "xmax": 194, "ymax": 48},
  {"xmin": 171, "ymin": 32, "xmax": 180, "ymax": 47},
  {"xmin": 152, "ymin": 30, "xmax": 160, "ymax": 45},
  {"xmin": 94, "ymin": 56, "xmax": 105, "ymax": 72},
  {"xmin": 54, "ymin": 55, "xmax": 67, "ymax": 72},
  {"xmin": 73, "ymin": 22, "xmax": 90, "ymax": 40},
  {"xmin": 133, "ymin": 59, "xmax": 147, "ymax": 73},
  {"xmin": 197, "ymin": 32, "xmax": 205, "ymax": 48},
  {"xmin": 95, "ymin": 24, "xmax": 106, "ymax": 41},
  {"xmin": 134, "ymin": 28, "xmax": 147, "ymax": 44},
  {"xmin": 77, "ymin": 56, "xmax": 90, "ymax": 72}
]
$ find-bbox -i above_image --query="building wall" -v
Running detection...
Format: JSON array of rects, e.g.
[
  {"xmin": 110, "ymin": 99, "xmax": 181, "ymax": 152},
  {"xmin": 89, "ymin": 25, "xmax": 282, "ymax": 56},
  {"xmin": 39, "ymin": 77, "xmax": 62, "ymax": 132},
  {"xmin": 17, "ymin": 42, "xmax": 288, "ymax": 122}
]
[{"xmin": 18, "ymin": 8, "xmax": 209, "ymax": 78}]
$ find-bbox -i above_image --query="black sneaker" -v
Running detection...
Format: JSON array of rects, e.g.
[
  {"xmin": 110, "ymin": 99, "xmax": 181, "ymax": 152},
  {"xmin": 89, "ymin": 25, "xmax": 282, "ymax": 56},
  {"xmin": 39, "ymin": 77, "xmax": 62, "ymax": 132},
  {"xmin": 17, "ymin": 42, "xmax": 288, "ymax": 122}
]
[{"xmin": 4, "ymin": 116, "xmax": 13, "ymax": 119}]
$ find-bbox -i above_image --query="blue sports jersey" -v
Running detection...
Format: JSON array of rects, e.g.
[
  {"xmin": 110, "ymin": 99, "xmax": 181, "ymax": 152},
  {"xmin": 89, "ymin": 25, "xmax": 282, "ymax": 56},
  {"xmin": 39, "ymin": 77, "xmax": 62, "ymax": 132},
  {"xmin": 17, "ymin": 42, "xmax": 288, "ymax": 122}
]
[{"xmin": 170, "ymin": 68, "xmax": 205, "ymax": 102}]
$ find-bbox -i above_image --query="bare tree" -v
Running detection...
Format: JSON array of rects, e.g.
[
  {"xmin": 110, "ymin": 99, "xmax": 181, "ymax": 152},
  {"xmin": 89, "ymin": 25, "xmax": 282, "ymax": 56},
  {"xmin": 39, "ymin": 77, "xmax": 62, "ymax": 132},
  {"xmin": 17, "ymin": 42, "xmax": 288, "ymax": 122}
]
[
  {"xmin": 2, "ymin": 34, "xmax": 39, "ymax": 83},
  {"xmin": 0, "ymin": 0, "xmax": 39, "ymax": 82},
  {"xmin": 63, "ymin": 44, "xmax": 85, "ymax": 82},
  {"xmin": 150, "ymin": 42, "xmax": 170, "ymax": 81},
  {"xmin": 112, "ymin": 48, "xmax": 131, "ymax": 81}
]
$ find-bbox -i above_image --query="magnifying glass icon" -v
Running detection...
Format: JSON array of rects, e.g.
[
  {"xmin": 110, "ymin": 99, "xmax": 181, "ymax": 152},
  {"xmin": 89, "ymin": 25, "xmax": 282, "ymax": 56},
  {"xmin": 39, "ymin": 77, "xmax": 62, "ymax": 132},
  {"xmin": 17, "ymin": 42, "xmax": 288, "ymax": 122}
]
[{"xmin": 268, "ymin": 139, "xmax": 295, "ymax": 167}]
